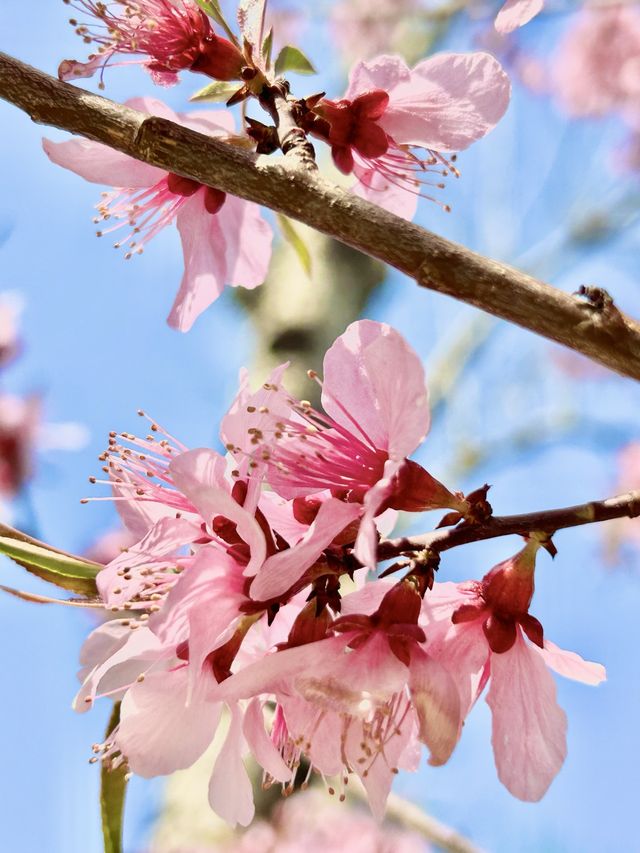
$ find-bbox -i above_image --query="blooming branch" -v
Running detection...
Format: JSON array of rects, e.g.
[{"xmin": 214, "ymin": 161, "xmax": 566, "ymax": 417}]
[
  {"xmin": 2, "ymin": 52, "xmax": 640, "ymax": 378},
  {"xmin": 378, "ymin": 489, "xmax": 640, "ymax": 562}
]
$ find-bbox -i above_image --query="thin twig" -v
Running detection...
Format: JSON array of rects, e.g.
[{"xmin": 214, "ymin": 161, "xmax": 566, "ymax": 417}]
[
  {"xmin": 2, "ymin": 53, "xmax": 640, "ymax": 379},
  {"xmin": 378, "ymin": 489, "xmax": 640, "ymax": 560}
]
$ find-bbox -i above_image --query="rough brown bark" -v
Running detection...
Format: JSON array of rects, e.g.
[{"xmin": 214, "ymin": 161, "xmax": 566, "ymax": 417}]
[{"xmin": 2, "ymin": 52, "xmax": 640, "ymax": 380}]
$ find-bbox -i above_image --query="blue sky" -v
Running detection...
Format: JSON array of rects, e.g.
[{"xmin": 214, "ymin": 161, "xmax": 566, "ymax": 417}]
[{"xmin": 1, "ymin": 2, "xmax": 639, "ymax": 851}]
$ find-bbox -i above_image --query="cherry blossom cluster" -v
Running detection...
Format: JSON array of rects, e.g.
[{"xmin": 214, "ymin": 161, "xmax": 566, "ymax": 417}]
[
  {"xmin": 79, "ymin": 321, "xmax": 605, "ymax": 826},
  {"xmin": 49, "ymin": 0, "xmax": 512, "ymax": 329}
]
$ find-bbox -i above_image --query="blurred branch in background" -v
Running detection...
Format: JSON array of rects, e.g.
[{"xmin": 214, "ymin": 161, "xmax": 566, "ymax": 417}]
[{"xmin": 237, "ymin": 224, "xmax": 385, "ymax": 403}]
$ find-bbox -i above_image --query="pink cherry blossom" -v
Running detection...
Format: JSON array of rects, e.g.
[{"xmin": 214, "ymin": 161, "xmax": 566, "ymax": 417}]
[
  {"xmin": 553, "ymin": 5, "xmax": 640, "ymax": 122},
  {"xmin": 59, "ymin": 0, "xmax": 245, "ymax": 87},
  {"xmin": 314, "ymin": 52, "xmax": 510, "ymax": 218},
  {"xmin": 43, "ymin": 98, "xmax": 272, "ymax": 331},
  {"xmin": 78, "ymin": 623, "xmax": 279, "ymax": 827},
  {"xmin": 76, "ymin": 552, "xmax": 300, "ymax": 826},
  {"xmin": 214, "ymin": 579, "xmax": 461, "ymax": 818},
  {"xmin": 87, "ymin": 409, "xmax": 367, "ymax": 617},
  {"xmin": 222, "ymin": 320, "xmax": 465, "ymax": 571},
  {"xmin": 495, "ymin": 0, "xmax": 544, "ymax": 35},
  {"xmin": 422, "ymin": 542, "xmax": 606, "ymax": 801}
]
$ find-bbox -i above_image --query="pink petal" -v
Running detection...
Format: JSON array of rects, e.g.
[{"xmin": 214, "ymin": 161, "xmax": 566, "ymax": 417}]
[
  {"xmin": 340, "ymin": 579, "xmax": 395, "ymax": 616},
  {"xmin": 74, "ymin": 626, "xmax": 163, "ymax": 712},
  {"xmin": 422, "ymin": 580, "xmax": 481, "ymax": 622},
  {"xmin": 117, "ymin": 667, "xmax": 221, "ymax": 777},
  {"xmin": 77, "ymin": 620, "xmax": 129, "ymax": 670},
  {"xmin": 487, "ymin": 632, "xmax": 567, "ymax": 801},
  {"xmin": 425, "ymin": 611, "xmax": 489, "ymax": 719},
  {"xmin": 381, "ymin": 52, "xmax": 511, "ymax": 152},
  {"xmin": 536, "ymin": 639, "xmax": 606, "ymax": 686},
  {"xmin": 250, "ymin": 499, "xmax": 362, "ymax": 599},
  {"xmin": 42, "ymin": 137, "xmax": 164, "ymax": 188},
  {"xmin": 180, "ymin": 109, "xmax": 236, "ymax": 136},
  {"xmin": 280, "ymin": 698, "xmax": 344, "ymax": 776},
  {"xmin": 409, "ymin": 646, "xmax": 461, "ymax": 766},
  {"xmin": 322, "ymin": 320, "xmax": 430, "ymax": 458},
  {"xmin": 96, "ymin": 516, "xmax": 201, "ymax": 605},
  {"xmin": 352, "ymin": 163, "xmax": 419, "ymax": 220},
  {"xmin": 216, "ymin": 194, "xmax": 273, "ymax": 288},
  {"xmin": 343, "ymin": 707, "xmax": 413, "ymax": 820},
  {"xmin": 208, "ymin": 704, "xmax": 255, "ymax": 827},
  {"xmin": 168, "ymin": 191, "xmax": 228, "ymax": 331},
  {"xmin": 354, "ymin": 457, "xmax": 401, "ymax": 570},
  {"xmin": 345, "ymin": 54, "xmax": 412, "ymax": 101},
  {"xmin": 169, "ymin": 448, "xmax": 267, "ymax": 575},
  {"xmin": 495, "ymin": 0, "xmax": 544, "ymax": 34},
  {"xmin": 220, "ymin": 364, "xmax": 290, "ymax": 468},
  {"xmin": 214, "ymin": 636, "xmax": 350, "ymax": 702},
  {"xmin": 149, "ymin": 548, "xmax": 244, "ymax": 696},
  {"xmin": 124, "ymin": 97, "xmax": 181, "ymax": 122},
  {"xmin": 296, "ymin": 632, "xmax": 409, "ymax": 711},
  {"xmin": 258, "ymin": 491, "xmax": 310, "ymax": 546},
  {"xmin": 242, "ymin": 698, "xmax": 293, "ymax": 783}
]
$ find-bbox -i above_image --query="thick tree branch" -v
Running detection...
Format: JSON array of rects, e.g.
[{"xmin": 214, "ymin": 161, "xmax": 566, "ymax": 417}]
[
  {"xmin": 379, "ymin": 490, "xmax": 640, "ymax": 559},
  {"xmin": 3, "ymin": 52, "xmax": 640, "ymax": 379}
]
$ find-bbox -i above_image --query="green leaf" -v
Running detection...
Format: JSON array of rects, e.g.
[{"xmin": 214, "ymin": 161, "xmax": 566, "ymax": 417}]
[
  {"xmin": 262, "ymin": 27, "xmax": 273, "ymax": 69},
  {"xmin": 277, "ymin": 214, "xmax": 313, "ymax": 276},
  {"xmin": 194, "ymin": 0, "xmax": 224, "ymax": 21},
  {"xmin": 194, "ymin": 0, "xmax": 240, "ymax": 45},
  {"xmin": 274, "ymin": 46, "xmax": 316, "ymax": 76},
  {"xmin": 190, "ymin": 80, "xmax": 243, "ymax": 103},
  {"xmin": 101, "ymin": 703, "xmax": 128, "ymax": 853},
  {"xmin": 0, "ymin": 536, "xmax": 99, "ymax": 595}
]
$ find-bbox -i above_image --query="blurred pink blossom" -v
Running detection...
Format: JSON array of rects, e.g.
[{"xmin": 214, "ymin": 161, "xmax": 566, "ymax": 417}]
[
  {"xmin": 554, "ymin": 4, "xmax": 640, "ymax": 122},
  {"xmin": 209, "ymin": 788, "xmax": 429, "ymax": 852},
  {"xmin": 43, "ymin": 98, "xmax": 273, "ymax": 331},
  {"xmin": 330, "ymin": 0, "xmax": 422, "ymax": 62},
  {"xmin": 84, "ymin": 527, "xmax": 138, "ymax": 565},
  {"xmin": 0, "ymin": 394, "xmax": 40, "ymax": 500}
]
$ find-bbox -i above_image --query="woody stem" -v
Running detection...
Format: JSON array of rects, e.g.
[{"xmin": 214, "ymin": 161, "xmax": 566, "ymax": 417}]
[
  {"xmin": 377, "ymin": 489, "xmax": 640, "ymax": 561},
  {"xmin": 258, "ymin": 80, "xmax": 318, "ymax": 171}
]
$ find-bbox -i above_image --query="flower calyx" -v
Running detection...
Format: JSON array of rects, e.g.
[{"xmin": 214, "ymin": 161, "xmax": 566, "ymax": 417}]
[{"xmin": 452, "ymin": 538, "xmax": 544, "ymax": 654}]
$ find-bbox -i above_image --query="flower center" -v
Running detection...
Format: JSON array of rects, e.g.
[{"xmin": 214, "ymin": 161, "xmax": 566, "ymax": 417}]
[{"xmin": 65, "ymin": 0, "xmax": 212, "ymax": 70}]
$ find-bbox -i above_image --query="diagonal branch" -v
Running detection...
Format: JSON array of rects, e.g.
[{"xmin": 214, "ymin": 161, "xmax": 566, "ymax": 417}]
[
  {"xmin": 2, "ymin": 52, "xmax": 640, "ymax": 379},
  {"xmin": 378, "ymin": 489, "xmax": 640, "ymax": 560}
]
